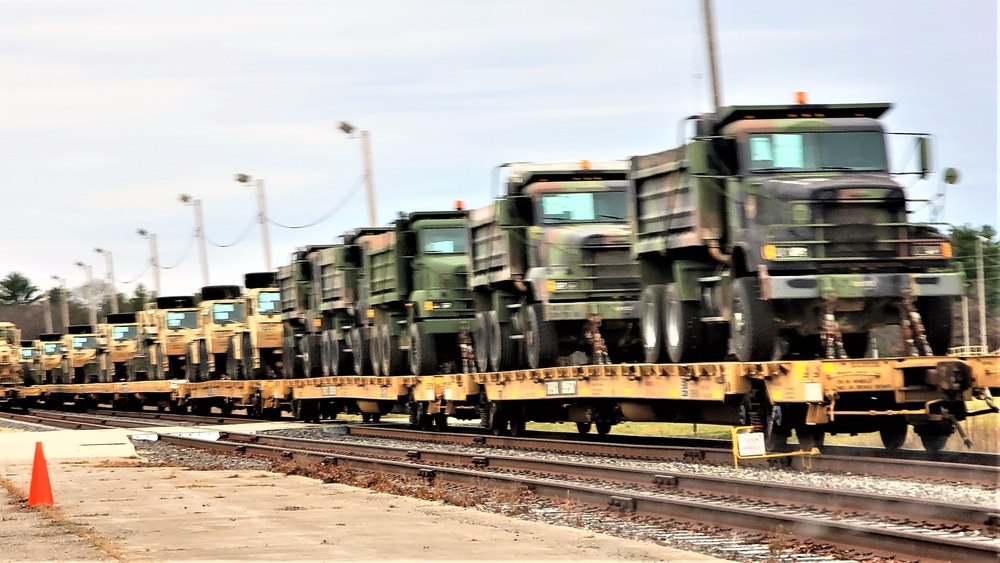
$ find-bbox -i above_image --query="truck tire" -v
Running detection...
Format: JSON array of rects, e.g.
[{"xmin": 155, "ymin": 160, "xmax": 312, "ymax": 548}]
[
  {"xmin": 380, "ymin": 323, "xmax": 407, "ymax": 376},
  {"xmin": 664, "ymin": 283, "xmax": 702, "ymax": 363},
  {"xmin": 524, "ymin": 304, "xmax": 558, "ymax": 369},
  {"xmin": 331, "ymin": 335, "xmax": 352, "ymax": 376},
  {"xmin": 226, "ymin": 337, "xmax": 241, "ymax": 380},
  {"xmin": 152, "ymin": 344, "xmax": 165, "ymax": 380},
  {"xmin": 641, "ymin": 285, "xmax": 666, "ymax": 363},
  {"xmin": 199, "ymin": 341, "xmax": 211, "ymax": 380},
  {"xmin": 241, "ymin": 333, "xmax": 257, "ymax": 379},
  {"xmin": 321, "ymin": 331, "xmax": 335, "ymax": 377},
  {"xmin": 351, "ymin": 326, "xmax": 371, "ymax": 376},
  {"xmin": 916, "ymin": 296, "xmax": 953, "ymax": 356},
  {"xmin": 488, "ymin": 311, "xmax": 518, "ymax": 372},
  {"xmin": 473, "ymin": 312, "xmax": 491, "ymax": 373},
  {"xmin": 185, "ymin": 344, "xmax": 199, "ymax": 382},
  {"xmin": 282, "ymin": 336, "xmax": 296, "ymax": 379},
  {"xmin": 409, "ymin": 323, "xmax": 437, "ymax": 376},
  {"xmin": 730, "ymin": 277, "xmax": 777, "ymax": 362},
  {"xmin": 370, "ymin": 326, "xmax": 384, "ymax": 376},
  {"xmin": 302, "ymin": 334, "xmax": 322, "ymax": 378}
]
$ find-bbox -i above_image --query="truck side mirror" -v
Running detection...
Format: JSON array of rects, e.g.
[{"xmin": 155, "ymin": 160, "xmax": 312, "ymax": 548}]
[{"xmin": 917, "ymin": 137, "xmax": 932, "ymax": 179}]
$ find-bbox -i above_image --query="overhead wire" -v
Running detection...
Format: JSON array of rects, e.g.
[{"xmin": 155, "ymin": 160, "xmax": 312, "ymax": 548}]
[
  {"xmin": 116, "ymin": 261, "xmax": 151, "ymax": 285},
  {"xmin": 205, "ymin": 214, "xmax": 258, "ymax": 248},
  {"xmin": 158, "ymin": 232, "xmax": 197, "ymax": 270},
  {"xmin": 269, "ymin": 174, "xmax": 368, "ymax": 230}
]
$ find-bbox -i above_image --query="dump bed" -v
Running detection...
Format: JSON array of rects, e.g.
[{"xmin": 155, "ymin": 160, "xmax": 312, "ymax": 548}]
[
  {"xmin": 363, "ymin": 229, "xmax": 410, "ymax": 306},
  {"xmin": 316, "ymin": 245, "xmax": 361, "ymax": 314},
  {"xmin": 628, "ymin": 144, "xmax": 724, "ymax": 254},
  {"xmin": 278, "ymin": 246, "xmax": 332, "ymax": 322},
  {"xmin": 468, "ymin": 201, "xmax": 527, "ymax": 289}
]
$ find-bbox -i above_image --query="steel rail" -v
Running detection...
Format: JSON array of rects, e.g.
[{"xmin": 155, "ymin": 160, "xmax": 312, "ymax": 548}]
[
  {"xmin": 347, "ymin": 425, "xmax": 1000, "ymax": 486},
  {"xmin": 159, "ymin": 432, "xmax": 1000, "ymax": 563},
  {"xmin": 221, "ymin": 431, "xmax": 994, "ymax": 527}
]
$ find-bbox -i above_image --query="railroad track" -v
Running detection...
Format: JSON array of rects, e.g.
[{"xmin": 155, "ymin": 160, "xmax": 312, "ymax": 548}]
[
  {"xmin": 347, "ymin": 425, "xmax": 1000, "ymax": 486},
  {"xmin": 163, "ymin": 429, "xmax": 999, "ymax": 562},
  {"xmin": 0, "ymin": 408, "xmax": 248, "ymax": 430}
]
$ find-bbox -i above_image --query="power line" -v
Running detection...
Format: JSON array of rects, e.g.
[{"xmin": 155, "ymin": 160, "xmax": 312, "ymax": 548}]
[
  {"xmin": 269, "ymin": 174, "xmax": 368, "ymax": 230},
  {"xmin": 205, "ymin": 215, "xmax": 257, "ymax": 248},
  {"xmin": 159, "ymin": 233, "xmax": 197, "ymax": 270},
  {"xmin": 116, "ymin": 261, "xmax": 150, "ymax": 285}
]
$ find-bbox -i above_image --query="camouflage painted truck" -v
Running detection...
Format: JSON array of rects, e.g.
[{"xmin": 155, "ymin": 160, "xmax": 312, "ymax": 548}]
[
  {"xmin": 225, "ymin": 272, "xmax": 283, "ymax": 379},
  {"xmin": 61, "ymin": 325, "xmax": 107, "ymax": 384},
  {"xmin": 99, "ymin": 313, "xmax": 143, "ymax": 382},
  {"xmin": 359, "ymin": 210, "xmax": 475, "ymax": 376},
  {"xmin": 469, "ymin": 161, "xmax": 643, "ymax": 371},
  {"xmin": 187, "ymin": 285, "xmax": 246, "ymax": 381},
  {"xmin": 630, "ymin": 102, "xmax": 962, "ymax": 365},
  {"xmin": 18, "ymin": 340, "xmax": 41, "ymax": 386},
  {"xmin": 38, "ymin": 333, "xmax": 67, "ymax": 384},
  {"xmin": 0, "ymin": 322, "xmax": 22, "ymax": 386},
  {"xmin": 139, "ymin": 296, "xmax": 203, "ymax": 380}
]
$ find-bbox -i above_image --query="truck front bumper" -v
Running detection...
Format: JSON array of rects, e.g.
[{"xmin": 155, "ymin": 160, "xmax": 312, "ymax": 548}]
[
  {"xmin": 546, "ymin": 300, "xmax": 640, "ymax": 321},
  {"xmin": 764, "ymin": 272, "xmax": 964, "ymax": 300}
]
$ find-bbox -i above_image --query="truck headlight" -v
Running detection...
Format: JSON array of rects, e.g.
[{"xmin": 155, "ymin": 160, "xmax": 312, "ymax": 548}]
[{"xmin": 912, "ymin": 242, "xmax": 951, "ymax": 258}]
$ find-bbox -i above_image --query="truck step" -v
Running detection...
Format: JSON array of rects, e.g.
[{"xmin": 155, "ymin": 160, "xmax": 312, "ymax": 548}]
[{"xmin": 699, "ymin": 316, "xmax": 728, "ymax": 324}]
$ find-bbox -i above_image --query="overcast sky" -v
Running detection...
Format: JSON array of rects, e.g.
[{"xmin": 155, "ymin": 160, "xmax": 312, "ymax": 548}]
[{"xmin": 1, "ymin": 0, "xmax": 996, "ymax": 297}]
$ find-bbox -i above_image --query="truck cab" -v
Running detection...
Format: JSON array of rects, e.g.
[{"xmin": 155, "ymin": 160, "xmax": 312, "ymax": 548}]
[
  {"xmin": 63, "ymin": 325, "xmax": 105, "ymax": 384},
  {"xmin": 142, "ymin": 296, "xmax": 202, "ymax": 380},
  {"xmin": 100, "ymin": 313, "xmax": 141, "ymax": 382},
  {"xmin": 38, "ymin": 333, "xmax": 67, "ymax": 384},
  {"xmin": 189, "ymin": 285, "xmax": 246, "ymax": 381},
  {"xmin": 227, "ymin": 273, "xmax": 284, "ymax": 379},
  {"xmin": 0, "ymin": 322, "xmax": 22, "ymax": 386},
  {"xmin": 18, "ymin": 340, "xmax": 40, "ymax": 386}
]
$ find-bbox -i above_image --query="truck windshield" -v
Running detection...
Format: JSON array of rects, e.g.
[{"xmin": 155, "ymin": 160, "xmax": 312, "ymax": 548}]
[
  {"xmin": 72, "ymin": 336, "xmax": 97, "ymax": 350},
  {"xmin": 421, "ymin": 228, "xmax": 468, "ymax": 254},
  {"xmin": 165, "ymin": 310, "xmax": 199, "ymax": 329},
  {"xmin": 112, "ymin": 325, "xmax": 138, "ymax": 341},
  {"xmin": 257, "ymin": 291, "xmax": 280, "ymax": 314},
  {"xmin": 540, "ymin": 191, "xmax": 627, "ymax": 224},
  {"xmin": 212, "ymin": 302, "xmax": 246, "ymax": 324},
  {"xmin": 43, "ymin": 343, "xmax": 63, "ymax": 355},
  {"xmin": 748, "ymin": 131, "xmax": 887, "ymax": 172},
  {"xmin": 21, "ymin": 349, "xmax": 36, "ymax": 359}
]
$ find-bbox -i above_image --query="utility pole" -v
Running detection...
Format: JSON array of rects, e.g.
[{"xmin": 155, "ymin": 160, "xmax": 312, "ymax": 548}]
[
  {"xmin": 51, "ymin": 276, "xmax": 70, "ymax": 331},
  {"xmin": 962, "ymin": 293, "xmax": 970, "ymax": 349},
  {"xmin": 43, "ymin": 297, "xmax": 54, "ymax": 333},
  {"xmin": 701, "ymin": 0, "xmax": 723, "ymax": 111},
  {"xmin": 75, "ymin": 261, "xmax": 98, "ymax": 326},
  {"xmin": 976, "ymin": 236, "xmax": 987, "ymax": 348},
  {"xmin": 180, "ymin": 194, "xmax": 210, "ymax": 286},
  {"xmin": 339, "ymin": 122, "xmax": 378, "ymax": 226},
  {"xmin": 138, "ymin": 229, "xmax": 162, "ymax": 296},
  {"xmin": 235, "ymin": 174, "xmax": 273, "ymax": 271},
  {"xmin": 95, "ymin": 247, "xmax": 119, "ymax": 314}
]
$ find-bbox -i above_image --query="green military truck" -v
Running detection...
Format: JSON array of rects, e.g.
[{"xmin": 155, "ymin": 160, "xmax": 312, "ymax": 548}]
[
  {"xmin": 359, "ymin": 210, "xmax": 474, "ymax": 376},
  {"xmin": 314, "ymin": 234, "xmax": 374, "ymax": 377},
  {"xmin": 630, "ymin": 102, "xmax": 962, "ymax": 363},
  {"xmin": 279, "ymin": 245, "xmax": 335, "ymax": 378},
  {"xmin": 469, "ymin": 161, "xmax": 643, "ymax": 371}
]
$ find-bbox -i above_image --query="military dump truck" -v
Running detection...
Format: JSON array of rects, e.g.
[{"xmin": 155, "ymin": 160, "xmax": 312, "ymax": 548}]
[
  {"xmin": 18, "ymin": 340, "xmax": 41, "ymax": 386},
  {"xmin": 630, "ymin": 102, "xmax": 963, "ymax": 364},
  {"xmin": 226, "ymin": 273, "xmax": 283, "ymax": 379},
  {"xmin": 139, "ymin": 296, "xmax": 202, "ymax": 380},
  {"xmin": 469, "ymin": 161, "xmax": 643, "ymax": 371},
  {"xmin": 38, "ymin": 333, "xmax": 67, "ymax": 384},
  {"xmin": 62, "ymin": 325, "xmax": 106, "ymax": 384},
  {"xmin": 0, "ymin": 322, "xmax": 22, "ymax": 386},
  {"xmin": 359, "ymin": 210, "xmax": 475, "ymax": 376},
  {"xmin": 279, "ymin": 245, "xmax": 335, "ymax": 379},
  {"xmin": 100, "ymin": 313, "xmax": 143, "ymax": 382},
  {"xmin": 186, "ymin": 285, "xmax": 245, "ymax": 381}
]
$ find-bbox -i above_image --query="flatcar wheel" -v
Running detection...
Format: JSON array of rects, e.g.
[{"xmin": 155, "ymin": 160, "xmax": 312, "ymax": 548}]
[
  {"xmin": 641, "ymin": 285, "xmax": 665, "ymax": 363},
  {"xmin": 795, "ymin": 425, "xmax": 826, "ymax": 452},
  {"xmin": 915, "ymin": 423, "xmax": 953, "ymax": 453},
  {"xmin": 361, "ymin": 413, "xmax": 371, "ymax": 423},
  {"xmin": 473, "ymin": 312, "xmax": 491, "ymax": 373},
  {"xmin": 576, "ymin": 422, "xmax": 592, "ymax": 434},
  {"xmin": 434, "ymin": 412, "xmax": 448, "ymax": 431},
  {"xmin": 595, "ymin": 421, "xmax": 612, "ymax": 436},
  {"xmin": 371, "ymin": 413, "xmax": 381, "ymax": 423},
  {"xmin": 879, "ymin": 417, "xmax": 908, "ymax": 451},
  {"xmin": 508, "ymin": 408, "xmax": 526, "ymax": 437}
]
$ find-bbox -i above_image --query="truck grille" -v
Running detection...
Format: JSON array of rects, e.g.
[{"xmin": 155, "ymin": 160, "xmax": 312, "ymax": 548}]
[
  {"xmin": 582, "ymin": 246, "xmax": 640, "ymax": 293},
  {"xmin": 820, "ymin": 203, "xmax": 902, "ymax": 259}
]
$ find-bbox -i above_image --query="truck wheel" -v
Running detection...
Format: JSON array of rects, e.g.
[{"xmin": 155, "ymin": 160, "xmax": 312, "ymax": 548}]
[
  {"xmin": 199, "ymin": 341, "xmax": 211, "ymax": 380},
  {"xmin": 409, "ymin": 323, "xmax": 437, "ymax": 376},
  {"xmin": 473, "ymin": 312, "xmax": 491, "ymax": 373},
  {"xmin": 380, "ymin": 324, "xmax": 406, "ymax": 376},
  {"xmin": 241, "ymin": 333, "xmax": 257, "ymax": 379},
  {"xmin": 282, "ymin": 336, "xmax": 296, "ymax": 379},
  {"xmin": 370, "ymin": 326, "xmax": 384, "ymax": 376},
  {"xmin": 226, "ymin": 337, "xmax": 241, "ymax": 380},
  {"xmin": 730, "ymin": 277, "xmax": 777, "ymax": 362},
  {"xmin": 152, "ymin": 344, "xmax": 165, "ymax": 380},
  {"xmin": 916, "ymin": 296, "xmax": 954, "ymax": 356},
  {"xmin": 302, "ymin": 335, "xmax": 322, "ymax": 378},
  {"xmin": 321, "ymin": 331, "xmax": 335, "ymax": 377},
  {"xmin": 641, "ymin": 285, "xmax": 666, "ymax": 363},
  {"xmin": 331, "ymin": 335, "xmax": 351, "ymax": 376},
  {"xmin": 351, "ymin": 327, "xmax": 371, "ymax": 376},
  {"xmin": 841, "ymin": 333, "xmax": 869, "ymax": 358},
  {"xmin": 488, "ymin": 311, "xmax": 518, "ymax": 372},
  {"xmin": 524, "ymin": 304, "xmax": 558, "ymax": 369},
  {"xmin": 664, "ymin": 284, "xmax": 703, "ymax": 363},
  {"xmin": 185, "ymin": 344, "xmax": 199, "ymax": 382}
]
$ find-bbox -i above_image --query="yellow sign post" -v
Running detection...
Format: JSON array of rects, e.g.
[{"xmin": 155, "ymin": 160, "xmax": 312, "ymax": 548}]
[{"xmin": 731, "ymin": 426, "xmax": 820, "ymax": 469}]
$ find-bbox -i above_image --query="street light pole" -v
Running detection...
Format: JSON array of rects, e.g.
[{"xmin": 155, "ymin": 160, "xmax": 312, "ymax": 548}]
[
  {"xmin": 51, "ymin": 275, "xmax": 70, "ymax": 331},
  {"xmin": 339, "ymin": 121, "xmax": 378, "ymax": 226},
  {"xmin": 137, "ymin": 229, "xmax": 161, "ymax": 296},
  {"xmin": 180, "ymin": 194, "xmax": 210, "ymax": 286},
  {"xmin": 75, "ymin": 261, "xmax": 98, "ymax": 327},
  {"xmin": 976, "ymin": 235, "xmax": 987, "ymax": 348},
  {"xmin": 95, "ymin": 247, "xmax": 119, "ymax": 314},
  {"xmin": 234, "ymin": 174, "xmax": 273, "ymax": 271},
  {"xmin": 43, "ymin": 296, "xmax": 54, "ymax": 333}
]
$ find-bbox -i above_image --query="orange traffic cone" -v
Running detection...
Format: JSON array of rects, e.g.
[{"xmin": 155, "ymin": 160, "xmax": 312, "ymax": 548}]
[{"xmin": 27, "ymin": 441, "xmax": 54, "ymax": 507}]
